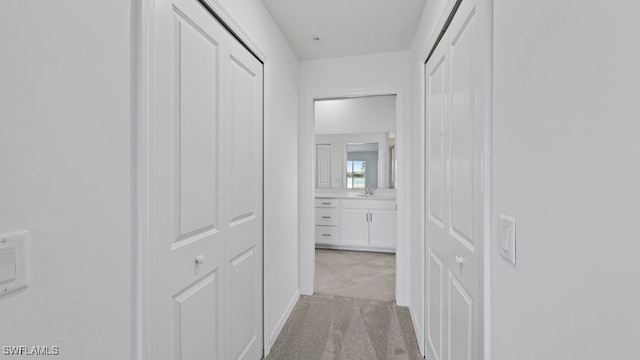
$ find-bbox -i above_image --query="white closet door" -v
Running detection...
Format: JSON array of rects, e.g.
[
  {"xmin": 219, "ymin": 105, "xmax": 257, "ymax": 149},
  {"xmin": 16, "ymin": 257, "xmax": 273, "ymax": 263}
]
[
  {"xmin": 149, "ymin": 0, "xmax": 263, "ymax": 359},
  {"xmin": 222, "ymin": 27, "xmax": 264, "ymax": 360},
  {"xmin": 425, "ymin": 0, "xmax": 486, "ymax": 360}
]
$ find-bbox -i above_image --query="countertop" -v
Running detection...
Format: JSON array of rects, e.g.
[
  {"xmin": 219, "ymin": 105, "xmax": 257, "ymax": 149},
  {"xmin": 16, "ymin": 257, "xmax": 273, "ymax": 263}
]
[{"xmin": 315, "ymin": 189, "xmax": 396, "ymax": 201}]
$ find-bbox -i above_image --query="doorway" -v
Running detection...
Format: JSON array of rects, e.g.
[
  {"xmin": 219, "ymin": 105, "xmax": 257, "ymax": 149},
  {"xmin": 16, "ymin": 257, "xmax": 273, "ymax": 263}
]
[{"xmin": 300, "ymin": 91, "xmax": 408, "ymax": 305}]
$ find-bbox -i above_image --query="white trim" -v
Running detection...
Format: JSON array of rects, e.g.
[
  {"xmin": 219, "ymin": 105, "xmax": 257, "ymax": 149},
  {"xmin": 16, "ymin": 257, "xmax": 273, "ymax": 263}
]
[
  {"xmin": 409, "ymin": 299, "xmax": 425, "ymax": 355},
  {"xmin": 200, "ymin": 0, "xmax": 267, "ymax": 62},
  {"xmin": 261, "ymin": 60, "xmax": 272, "ymax": 357},
  {"xmin": 299, "ymin": 87, "xmax": 409, "ymax": 306},
  {"xmin": 395, "ymin": 87, "xmax": 409, "ymax": 307},
  {"xmin": 315, "ymin": 244, "xmax": 396, "ymax": 253},
  {"xmin": 134, "ymin": 0, "xmax": 153, "ymax": 358},
  {"xmin": 482, "ymin": 2, "xmax": 494, "ymax": 359},
  {"xmin": 266, "ymin": 289, "xmax": 300, "ymax": 355},
  {"xmin": 420, "ymin": 0, "xmax": 460, "ymax": 61}
]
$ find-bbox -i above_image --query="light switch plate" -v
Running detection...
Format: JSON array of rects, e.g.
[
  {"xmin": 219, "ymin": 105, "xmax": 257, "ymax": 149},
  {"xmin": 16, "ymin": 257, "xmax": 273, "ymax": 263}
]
[
  {"xmin": 498, "ymin": 214, "xmax": 516, "ymax": 265},
  {"xmin": 0, "ymin": 248, "xmax": 17, "ymax": 284},
  {"xmin": 0, "ymin": 231, "xmax": 29, "ymax": 298}
]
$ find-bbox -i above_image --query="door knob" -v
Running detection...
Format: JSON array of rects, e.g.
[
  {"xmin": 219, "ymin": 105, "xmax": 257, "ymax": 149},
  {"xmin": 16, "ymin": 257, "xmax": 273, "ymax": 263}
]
[
  {"xmin": 454, "ymin": 255, "xmax": 465, "ymax": 265},
  {"xmin": 195, "ymin": 255, "xmax": 205, "ymax": 265}
]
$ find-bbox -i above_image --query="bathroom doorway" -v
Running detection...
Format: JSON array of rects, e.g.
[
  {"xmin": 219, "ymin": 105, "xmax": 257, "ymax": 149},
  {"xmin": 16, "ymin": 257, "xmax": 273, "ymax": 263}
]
[{"xmin": 312, "ymin": 95, "xmax": 399, "ymax": 302}]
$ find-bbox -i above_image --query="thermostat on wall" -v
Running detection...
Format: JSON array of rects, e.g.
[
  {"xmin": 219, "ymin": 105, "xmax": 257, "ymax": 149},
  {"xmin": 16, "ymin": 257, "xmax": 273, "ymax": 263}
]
[{"xmin": 0, "ymin": 231, "xmax": 29, "ymax": 298}]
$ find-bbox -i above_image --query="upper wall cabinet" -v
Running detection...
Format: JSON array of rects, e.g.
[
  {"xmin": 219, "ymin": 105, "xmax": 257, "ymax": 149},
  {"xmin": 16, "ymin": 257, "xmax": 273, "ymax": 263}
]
[{"xmin": 316, "ymin": 144, "xmax": 332, "ymax": 188}]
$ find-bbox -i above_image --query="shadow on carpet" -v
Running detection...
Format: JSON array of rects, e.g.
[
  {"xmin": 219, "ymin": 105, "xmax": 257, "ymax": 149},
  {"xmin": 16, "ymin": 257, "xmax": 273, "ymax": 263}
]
[{"xmin": 265, "ymin": 294, "xmax": 423, "ymax": 360}]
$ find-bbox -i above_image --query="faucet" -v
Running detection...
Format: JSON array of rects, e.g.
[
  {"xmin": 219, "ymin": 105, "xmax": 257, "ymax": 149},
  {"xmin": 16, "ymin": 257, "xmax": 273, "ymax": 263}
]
[{"xmin": 364, "ymin": 187, "xmax": 377, "ymax": 196}]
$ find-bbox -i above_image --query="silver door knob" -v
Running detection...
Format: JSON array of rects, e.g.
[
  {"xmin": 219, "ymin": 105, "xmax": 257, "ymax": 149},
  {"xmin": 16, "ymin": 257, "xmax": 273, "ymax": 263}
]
[
  {"xmin": 454, "ymin": 255, "xmax": 465, "ymax": 265},
  {"xmin": 195, "ymin": 255, "xmax": 205, "ymax": 265}
]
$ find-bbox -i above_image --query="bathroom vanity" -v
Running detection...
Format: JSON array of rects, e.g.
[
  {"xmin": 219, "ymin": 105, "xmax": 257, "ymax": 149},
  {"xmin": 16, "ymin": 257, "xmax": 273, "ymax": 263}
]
[
  {"xmin": 315, "ymin": 191, "xmax": 397, "ymax": 253},
  {"xmin": 313, "ymin": 96, "xmax": 398, "ymax": 253}
]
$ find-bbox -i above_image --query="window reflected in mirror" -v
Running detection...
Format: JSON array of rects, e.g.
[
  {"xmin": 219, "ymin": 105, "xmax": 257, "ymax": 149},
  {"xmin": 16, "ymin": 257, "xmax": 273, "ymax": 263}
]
[
  {"xmin": 346, "ymin": 160, "xmax": 366, "ymax": 188},
  {"xmin": 346, "ymin": 142, "xmax": 378, "ymax": 188}
]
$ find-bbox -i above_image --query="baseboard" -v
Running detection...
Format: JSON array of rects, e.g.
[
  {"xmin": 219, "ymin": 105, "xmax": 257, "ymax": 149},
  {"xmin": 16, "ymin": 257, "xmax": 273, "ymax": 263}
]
[
  {"xmin": 408, "ymin": 301, "xmax": 425, "ymax": 356},
  {"xmin": 315, "ymin": 244, "xmax": 395, "ymax": 253},
  {"xmin": 299, "ymin": 286, "xmax": 314, "ymax": 296},
  {"xmin": 267, "ymin": 289, "xmax": 300, "ymax": 353}
]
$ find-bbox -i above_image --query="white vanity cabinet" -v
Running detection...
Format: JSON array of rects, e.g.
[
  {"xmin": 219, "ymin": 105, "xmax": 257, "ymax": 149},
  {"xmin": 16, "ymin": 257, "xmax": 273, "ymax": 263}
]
[
  {"xmin": 315, "ymin": 196, "xmax": 396, "ymax": 252},
  {"xmin": 314, "ymin": 199, "xmax": 339, "ymax": 245},
  {"xmin": 368, "ymin": 209, "xmax": 397, "ymax": 248},
  {"xmin": 340, "ymin": 208, "xmax": 369, "ymax": 246},
  {"xmin": 341, "ymin": 200, "xmax": 396, "ymax": 251}
]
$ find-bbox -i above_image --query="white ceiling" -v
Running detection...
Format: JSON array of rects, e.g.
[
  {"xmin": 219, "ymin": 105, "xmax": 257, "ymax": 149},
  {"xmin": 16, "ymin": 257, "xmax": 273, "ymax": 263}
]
[{"xmin": 261, "ymin": 0, "xmax": 427, "ymax": 60}]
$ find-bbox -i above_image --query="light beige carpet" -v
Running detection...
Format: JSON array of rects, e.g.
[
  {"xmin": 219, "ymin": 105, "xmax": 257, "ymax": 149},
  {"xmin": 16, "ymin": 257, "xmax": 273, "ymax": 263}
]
[
  {"xmin": 315, "ymin": 249, "xmax": 395, "ymax": 302},
  {"xmin": 265, "ymin": 294, "xmax": 423, "ymax": 360}
]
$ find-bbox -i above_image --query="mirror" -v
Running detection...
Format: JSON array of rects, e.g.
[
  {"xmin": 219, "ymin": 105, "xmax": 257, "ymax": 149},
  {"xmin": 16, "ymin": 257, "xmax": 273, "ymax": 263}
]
[{"xmin": 314, "ymin": 95, "xmax": 396, "ymax": 189}]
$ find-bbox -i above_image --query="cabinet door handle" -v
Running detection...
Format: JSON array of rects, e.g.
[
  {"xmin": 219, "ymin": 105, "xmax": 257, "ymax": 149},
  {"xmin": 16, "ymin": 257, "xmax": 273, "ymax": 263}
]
[
  {"xmin": 370, "ymin": 213, "xmax": 373, "ymax": 222},
  {"xmin": 322, "ymin": 202, "xmax": 331, "ymax": 205},
  {"xmin": 322, "ymin": 234, "xmax": 331, "ymax": 237},
  {"xmin": 322, "ymin": 216, "xmax": 331, "ymax": 219}
]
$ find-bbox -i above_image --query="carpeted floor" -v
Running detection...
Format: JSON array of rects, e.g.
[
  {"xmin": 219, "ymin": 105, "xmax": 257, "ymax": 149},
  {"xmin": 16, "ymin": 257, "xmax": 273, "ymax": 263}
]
[
  {"xmin": 315, "ymin": 249, "xmax": 395, "ymax": 302},
  {"xmin": 265, "ymin": 294, "xmax": 423, "ymax": 360}
]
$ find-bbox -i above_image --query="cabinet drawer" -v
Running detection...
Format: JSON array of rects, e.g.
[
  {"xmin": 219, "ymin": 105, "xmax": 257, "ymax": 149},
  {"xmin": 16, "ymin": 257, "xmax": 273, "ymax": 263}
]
[
  {"xmin": 315, "ymin": 226, "xmax": 339, "ymax": 244},
  {"xmin": 315, "ymin": 198, "xmax": 339, "ymax": 208},
  {"xmin": 315, "ymin": 208, "xmax": 339, "ymax": 226}
]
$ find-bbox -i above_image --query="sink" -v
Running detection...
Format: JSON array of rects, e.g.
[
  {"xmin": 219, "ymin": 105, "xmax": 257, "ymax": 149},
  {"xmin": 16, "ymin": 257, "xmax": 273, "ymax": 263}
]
[{"xmin": 357, "ymin": 194, "xmax": 378, "ymax": 197}]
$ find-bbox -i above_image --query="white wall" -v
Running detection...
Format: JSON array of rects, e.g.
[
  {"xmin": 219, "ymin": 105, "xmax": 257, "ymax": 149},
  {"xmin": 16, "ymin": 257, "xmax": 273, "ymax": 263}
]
[
  {"xmin": 315, "ymin": 95, "xmax": 396, "ymax": 135},
  {"xmin": 0, "ymin": 1, "xmax": 133, "ymax": 359},
  {"xmin": 215, "ymin": 0, "xmax": 300, "ymax": 352},
  {"xmin": 300, "ymin": 51, "xmax": 409, "ymax": 95},
  {"xmin": 298, "ymin": 51, "xmax": 409, "ymax": 301},
  {"xmin": 492, "ymin": 1, "xmax": 640, "ymax": 359},
  {"xmin": 0, "ymin": 0, "xmax": 299, "ymax": 357},
  {"xmin": 407, "ymin": 0, "xmax": 451, "ymax": 354},
  {"xmin": 409, "ymin": 0, "xmax": 640, "ymax": 358}
]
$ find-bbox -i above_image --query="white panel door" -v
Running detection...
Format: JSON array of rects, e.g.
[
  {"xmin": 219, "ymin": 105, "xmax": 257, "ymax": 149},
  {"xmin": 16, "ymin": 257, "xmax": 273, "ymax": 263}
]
[
  {"xmin": 316, "ymin": 144, "xmax": 332, "ymax": 188},
  {"xmin": 149, "ymin": 0, "xmax": 263, "ymax": 359},
  {"xmin": 222, "ymin": 31, "xmax": 264, "ymax": 360},
  {"xmin": 425, "ymin": 1, "xmax": 486, "ymax": 360}
]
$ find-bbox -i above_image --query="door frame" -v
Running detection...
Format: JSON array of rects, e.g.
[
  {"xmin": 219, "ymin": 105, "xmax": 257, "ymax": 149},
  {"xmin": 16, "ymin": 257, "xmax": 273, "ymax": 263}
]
[
  {"xmin": 299, "ymin": 87, "xmax": 409, "ymax": 306},
  {"xmin": 134, "ymin": 0, "xmax": 271, "ymax": 358},
  {"xmin": 417, "ymin": 0, "xmax": 493, "ymax": 358}
]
